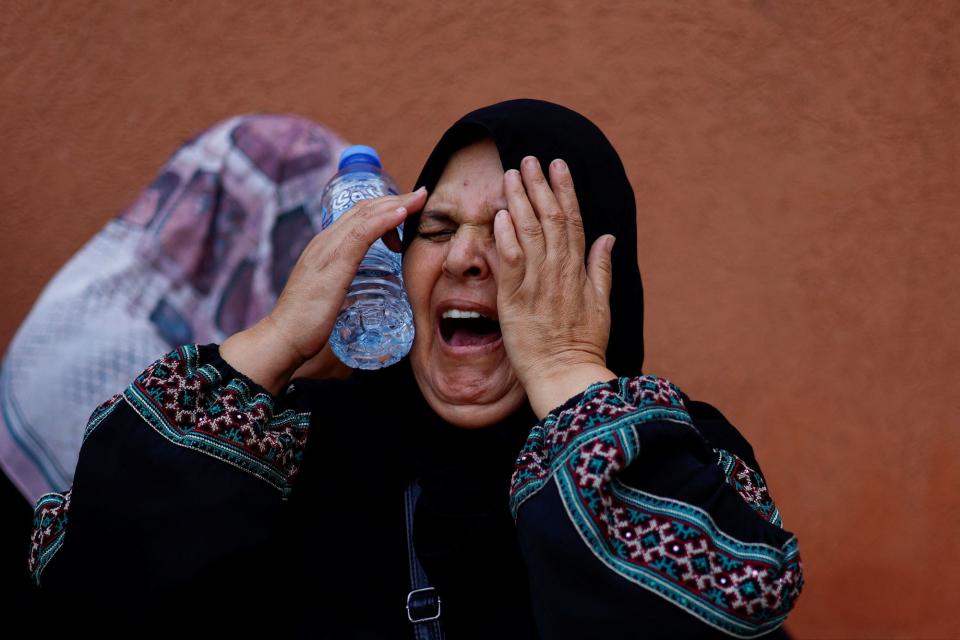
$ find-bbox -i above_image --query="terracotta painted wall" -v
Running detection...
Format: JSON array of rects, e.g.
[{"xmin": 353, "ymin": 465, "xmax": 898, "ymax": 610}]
[{"xmin": 2, "ymin": 1, "xmax": 957, "ymax": 637}]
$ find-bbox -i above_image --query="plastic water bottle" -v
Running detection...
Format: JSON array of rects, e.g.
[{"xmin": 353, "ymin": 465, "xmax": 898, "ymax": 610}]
[{"xmin": 316, "ymin": 145, "xmax": 415, "ymax": 369}]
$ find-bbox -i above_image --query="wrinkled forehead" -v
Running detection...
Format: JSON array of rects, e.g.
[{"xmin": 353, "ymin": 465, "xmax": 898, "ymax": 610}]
[
  {"xmin": 428, "ymin": 138, "xmax": 504, "ymax": 197},
  {"xmin": 403, "ymin": 137, "xmax": 505, "ymax": 233}
]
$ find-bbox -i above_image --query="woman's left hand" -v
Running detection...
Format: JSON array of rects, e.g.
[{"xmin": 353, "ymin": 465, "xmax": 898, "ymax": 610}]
[{"xmin": 493, "ymin": 155, "xmax": 618, "ymax": 420}]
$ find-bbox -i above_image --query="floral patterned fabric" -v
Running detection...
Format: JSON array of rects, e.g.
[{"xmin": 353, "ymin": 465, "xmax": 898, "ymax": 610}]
[{"xmin": 1, "ymin": 115, "xmax": 347, "ymax": 504}]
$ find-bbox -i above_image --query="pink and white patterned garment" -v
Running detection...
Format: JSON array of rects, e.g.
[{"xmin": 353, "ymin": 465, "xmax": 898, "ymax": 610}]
[{"xmin": 0, "ymin": 114, "xmax": 349, "ymax": 502}]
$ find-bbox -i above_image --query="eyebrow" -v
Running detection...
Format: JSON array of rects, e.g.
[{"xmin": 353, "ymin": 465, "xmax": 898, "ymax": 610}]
[
  {"xmin": 419, "ymin": 210, "xmax": 455, "ymax": 224},
  {"xmin": 419, "ymin": 200, "xmax": 508, "ymax": 225}
]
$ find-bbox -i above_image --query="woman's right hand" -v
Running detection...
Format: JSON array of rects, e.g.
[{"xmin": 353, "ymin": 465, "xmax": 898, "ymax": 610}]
[{"xmin": 221, "ymin": 187, "xmax": 428, "ymax": 395}]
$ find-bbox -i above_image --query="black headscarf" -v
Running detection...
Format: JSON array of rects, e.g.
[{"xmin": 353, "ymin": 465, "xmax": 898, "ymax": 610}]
[
  {"xmin": 403, "ymin": 98, "xmax": 644, "ymax": 377},
  {"xmin": 364, "ymin": 99, "xmax": 648, "ymax": 635}
]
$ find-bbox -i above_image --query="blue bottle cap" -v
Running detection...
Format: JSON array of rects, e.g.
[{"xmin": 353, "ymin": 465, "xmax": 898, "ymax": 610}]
[{"xmin": 339, "ymin": 144, "xmax": 382, "ymax": 170}]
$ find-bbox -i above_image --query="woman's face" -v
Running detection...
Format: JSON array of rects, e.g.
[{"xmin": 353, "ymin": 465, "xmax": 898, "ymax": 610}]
[{"xmin": 403, "ymin": 138, "xmax": 527, "ymax": 428}]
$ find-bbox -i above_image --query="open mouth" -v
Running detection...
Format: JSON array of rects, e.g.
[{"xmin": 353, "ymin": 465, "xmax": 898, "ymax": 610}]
[{"xmin": 438, "ymin": 315, "xmax": 503, "ymax": 347}]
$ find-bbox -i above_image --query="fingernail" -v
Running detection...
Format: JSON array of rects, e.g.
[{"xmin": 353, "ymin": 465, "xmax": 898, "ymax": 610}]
[
  {"xmin": 552, "ymin": 159, "xmax": 566, "ymax": 171},
  {"xmin": 414, "ymin": 186, "xmax": 427, "ymax": 194},
  {"xmin": 607, "ymin": 235, "xmax": 616, "ymax": 251}
]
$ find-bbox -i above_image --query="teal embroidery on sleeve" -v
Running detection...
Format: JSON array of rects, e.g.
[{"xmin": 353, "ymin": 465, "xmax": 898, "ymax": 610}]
[
  {"xmin": 122, "ymin": 345, "xmax": 310, "ymax": 497},
  {"xmin": 81, "ymin": 392, "xmax": 124, "ymax": 444},
  {"xmin": 509, "ymin": 375, "xmax": 804, "ymax": 637},
  {"xmin": 29, "ymin": 489, "xmax": 71, "ymax": 586},
  {"xmin": 555, "ymin": 468, "xmax": 802, "ymax": 636},
  {"xmin": 715, "ymin": 448, "xmax": 783, "ymax": 528},
  {"xmin": 510, "ymin": 375, "xmax": 694, "ymax": 517}
]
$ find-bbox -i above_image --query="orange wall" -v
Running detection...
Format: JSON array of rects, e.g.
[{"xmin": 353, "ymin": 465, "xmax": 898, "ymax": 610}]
[{"xmin": 2, "ymin": 2, "xmax": 958, "ymax": 637}]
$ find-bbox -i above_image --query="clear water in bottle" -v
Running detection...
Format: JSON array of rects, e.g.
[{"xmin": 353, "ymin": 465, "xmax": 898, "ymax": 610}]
[{"xmin": 314, "ymin": 145, "xmax": 415, "ymax": 370}]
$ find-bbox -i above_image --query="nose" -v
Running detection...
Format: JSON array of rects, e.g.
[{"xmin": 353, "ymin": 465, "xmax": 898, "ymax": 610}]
[{"xmin": 442, "ymin": 227, "xmax": 493, "ymax": 281}]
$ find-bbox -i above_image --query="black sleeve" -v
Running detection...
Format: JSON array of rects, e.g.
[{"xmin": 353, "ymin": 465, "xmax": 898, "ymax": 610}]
[
  {"xmin": 28, "ymin": 344, "xmax": 313, "ymax": 607},
  {"xmin": 510, "ymin": 375, "xmax": 804, "ymax": 639}
]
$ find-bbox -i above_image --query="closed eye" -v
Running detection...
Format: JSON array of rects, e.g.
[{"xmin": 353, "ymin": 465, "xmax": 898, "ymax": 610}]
[{"xmin": 417, "ymin": 229, "xmax": 455, "ymax": 241}]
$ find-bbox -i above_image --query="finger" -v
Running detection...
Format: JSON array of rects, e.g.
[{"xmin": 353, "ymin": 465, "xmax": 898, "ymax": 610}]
[
  {"xmin": 521, "ymin": 155, "xmax": 568, "ymax": 258},
  {"xmin": 503, "ymin": 168, "xmax": 545, "ymax": 265},
  {"xmin": 548, "ymin": 159, "xmax": 585, "ymax": 261},
  {"xmin": 493, "ymin": 209, "xmax": 524, "ymax": 295},
  {"xmin": 332, "ymin": 188, "xmax": 426, "ymax": 254},
  {"xmin": 332, "ymin": 187, "xmax": 426, "ymax": 232},
  {"xmin": 586, "ymin": 235, "xmax": 616, "ymax": 301}
]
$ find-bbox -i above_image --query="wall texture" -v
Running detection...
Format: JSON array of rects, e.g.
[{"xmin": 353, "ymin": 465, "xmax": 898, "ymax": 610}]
[{"xmin": 2, "ymin": 1, "xmax": 958, "ymax": 637}]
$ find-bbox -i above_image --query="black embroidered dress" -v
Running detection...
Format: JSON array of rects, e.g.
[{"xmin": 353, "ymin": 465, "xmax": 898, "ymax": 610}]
[{"xmin": 28, "ymin": 343, "xmax": 803, "ymax": 638}]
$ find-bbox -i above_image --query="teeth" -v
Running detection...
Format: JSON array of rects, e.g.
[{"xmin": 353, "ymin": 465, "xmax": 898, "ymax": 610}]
[{"xmin": 442, "ymin": 309, "xmax": 485, "ymax": 319}]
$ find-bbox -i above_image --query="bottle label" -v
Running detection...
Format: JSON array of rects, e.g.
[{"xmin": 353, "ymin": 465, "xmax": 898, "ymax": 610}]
[{"xmin": 321, "ymin": 184, "xmax": 400, "ymax": 230}]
